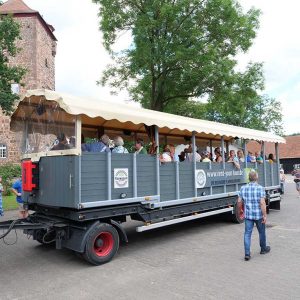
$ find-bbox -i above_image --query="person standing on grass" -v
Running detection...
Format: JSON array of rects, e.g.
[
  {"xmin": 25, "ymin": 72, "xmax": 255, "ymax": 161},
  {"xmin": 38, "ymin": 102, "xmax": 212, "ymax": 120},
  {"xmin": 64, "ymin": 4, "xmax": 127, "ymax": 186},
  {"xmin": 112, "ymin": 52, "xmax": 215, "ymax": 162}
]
[
  {"xmin": 11, "ymin": 178, "xmax": 28, "ymax": 219},
  {"xmin": 0, "ymin": 176, "xmax": 3, "ymax": 216},
  {"xmin": 237, "ymin": 170, "xmax": 271, "ymax": 261}
]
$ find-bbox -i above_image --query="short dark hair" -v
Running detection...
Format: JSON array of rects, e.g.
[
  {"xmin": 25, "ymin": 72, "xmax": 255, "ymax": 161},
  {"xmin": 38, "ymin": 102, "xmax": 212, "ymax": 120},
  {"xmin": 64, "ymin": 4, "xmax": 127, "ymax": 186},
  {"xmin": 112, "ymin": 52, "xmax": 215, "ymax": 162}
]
[{"xmin": 136, "ymin": 138, "xmax": 144, "ymax": 146}]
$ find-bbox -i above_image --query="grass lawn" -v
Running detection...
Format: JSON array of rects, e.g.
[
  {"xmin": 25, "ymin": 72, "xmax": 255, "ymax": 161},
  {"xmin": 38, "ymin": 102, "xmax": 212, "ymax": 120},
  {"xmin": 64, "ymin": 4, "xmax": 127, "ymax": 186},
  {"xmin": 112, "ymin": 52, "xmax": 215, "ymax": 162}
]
[{"xmin": 2, "ymin": 195, "xmax": 18, "ymax": 210}]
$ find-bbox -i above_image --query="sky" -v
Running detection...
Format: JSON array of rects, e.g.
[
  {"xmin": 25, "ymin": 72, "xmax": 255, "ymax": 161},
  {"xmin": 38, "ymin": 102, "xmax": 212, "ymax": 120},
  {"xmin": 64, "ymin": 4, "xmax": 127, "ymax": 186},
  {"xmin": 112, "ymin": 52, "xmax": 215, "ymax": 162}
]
[{"xmin": 24, "ymin": 0, "xmax": 300, "ymax": 135}]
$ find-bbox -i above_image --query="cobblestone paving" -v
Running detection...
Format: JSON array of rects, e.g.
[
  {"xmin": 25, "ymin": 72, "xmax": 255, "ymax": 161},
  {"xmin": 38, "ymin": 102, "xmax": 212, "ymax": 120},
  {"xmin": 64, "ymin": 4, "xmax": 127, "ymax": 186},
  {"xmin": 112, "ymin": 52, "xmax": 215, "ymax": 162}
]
[{"xmin": 0, "ymin": 176, "xmax": 299, "ymax": 300}]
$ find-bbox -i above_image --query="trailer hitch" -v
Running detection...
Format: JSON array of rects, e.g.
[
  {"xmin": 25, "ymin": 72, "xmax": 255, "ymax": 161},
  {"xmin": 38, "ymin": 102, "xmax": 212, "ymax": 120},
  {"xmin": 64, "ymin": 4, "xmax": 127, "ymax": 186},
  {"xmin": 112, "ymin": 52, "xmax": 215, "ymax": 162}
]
[{"xmin": 0, "ymin": 218, "xmax": 48, "ymax": 240}]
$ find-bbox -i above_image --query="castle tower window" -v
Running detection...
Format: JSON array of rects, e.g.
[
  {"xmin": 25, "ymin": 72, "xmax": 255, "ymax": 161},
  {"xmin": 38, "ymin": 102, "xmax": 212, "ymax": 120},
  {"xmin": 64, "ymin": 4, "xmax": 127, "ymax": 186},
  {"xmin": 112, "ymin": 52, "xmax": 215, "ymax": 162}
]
[
  {"xmin": 45, "ymin": 58, "xmax": 49, "ymax": 68},
  {"xmin": 0, "ymin": 144, "xmax": 7, "ymax": 159}
]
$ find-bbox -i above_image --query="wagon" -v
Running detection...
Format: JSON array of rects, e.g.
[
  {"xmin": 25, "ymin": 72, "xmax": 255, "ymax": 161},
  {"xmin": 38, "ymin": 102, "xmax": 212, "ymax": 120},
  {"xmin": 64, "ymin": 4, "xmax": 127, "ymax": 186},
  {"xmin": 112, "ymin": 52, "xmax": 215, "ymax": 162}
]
[{"xmin": 0, "ymin": 89, "xmax": 285, "ymax": 265}]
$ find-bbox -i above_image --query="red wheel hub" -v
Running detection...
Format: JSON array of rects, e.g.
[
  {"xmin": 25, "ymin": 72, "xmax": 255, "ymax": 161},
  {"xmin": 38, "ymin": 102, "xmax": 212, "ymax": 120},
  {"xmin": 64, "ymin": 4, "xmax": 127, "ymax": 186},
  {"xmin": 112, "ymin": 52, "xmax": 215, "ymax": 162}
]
[{"xmin": 93, "ymin": 232, "xmax": 114, "ymax": 257}]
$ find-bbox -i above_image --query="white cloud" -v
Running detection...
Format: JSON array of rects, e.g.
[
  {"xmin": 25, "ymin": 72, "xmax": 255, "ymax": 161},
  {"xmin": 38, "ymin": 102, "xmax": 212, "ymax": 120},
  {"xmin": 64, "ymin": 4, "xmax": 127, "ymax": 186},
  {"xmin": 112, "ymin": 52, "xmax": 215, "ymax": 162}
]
[{"xmin": 25, "ymin": 0, "xmax": 299, "ymax": 134}]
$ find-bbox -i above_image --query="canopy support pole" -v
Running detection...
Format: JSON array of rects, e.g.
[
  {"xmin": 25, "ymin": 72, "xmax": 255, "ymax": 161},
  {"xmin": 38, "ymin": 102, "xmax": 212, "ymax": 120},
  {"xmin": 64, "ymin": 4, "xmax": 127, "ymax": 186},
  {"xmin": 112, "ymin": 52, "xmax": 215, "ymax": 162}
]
[
  {"xmin": 243, "ymin": 139, "xmax": 247, "ymax": 168},
  {"xmin": 24, "ymin": 119, "xmax": 29, "ymax": 153},
  {"xmin": 76, "ymin": 116, "xmax": 82, "ymax": 205},
  {"xmin": 221, "ymin": 136, "xmax": 226, "ymax": 193},
  {"xmin": 226, "ymin": 141, "xmax": 229, "ymax": 158},
  {"xmin": 275, "ymin": 142, "xmax": 280, "ymax": 185},
  {"xmin": 221, "ymin": 136, "xmax": 225, "ymax": 169},
  {"xmin": 107, "ymin": 152, "xmax": 112, "ymax": 200},
  {"xmin": 155, "ymin": 126, "xmax": 160, "ymax": 197},
  {"xmin": 133, "ymin": 153, "xmax": 137, "ymax": 198},
  {"xmin": 75, "ymin": 116, "xmax": 82, "ymax": 152},
  {"xmin": 209, "ymin": 140, "xmax": 213, "ymax": 158},
  {"xmin": 262, "ymin": 141, "xmax": 267, "ymax": 187},
  {"xmin": 175, "ymin": 161, "xmax": 180, "ymax": 200},
  {"xmin": 192, "ymin": 131, "xmax": 197, "ymax": 197}
]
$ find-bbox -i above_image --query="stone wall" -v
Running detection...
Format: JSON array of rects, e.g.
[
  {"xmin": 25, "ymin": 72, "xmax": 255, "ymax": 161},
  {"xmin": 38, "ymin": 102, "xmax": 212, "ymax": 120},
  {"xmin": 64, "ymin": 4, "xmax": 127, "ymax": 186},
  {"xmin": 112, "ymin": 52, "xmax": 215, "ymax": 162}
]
[
  {"xmin": 8, "ymin": 16, "xmax": 38, "ymax": 91},
  {"xmin": 36, "ymin": 17, "xmax": 56, "ymax": 90},
  {"xmin": 8, "ymin": 15, "xmax": 56, "ymax": 91},
  {"xmin": 0, "ymin": 110, "xmax": 21, "ymax": 164},
  {"xmin": 0, "ymin": 14, "xmax": 56, "ymax": 164}
]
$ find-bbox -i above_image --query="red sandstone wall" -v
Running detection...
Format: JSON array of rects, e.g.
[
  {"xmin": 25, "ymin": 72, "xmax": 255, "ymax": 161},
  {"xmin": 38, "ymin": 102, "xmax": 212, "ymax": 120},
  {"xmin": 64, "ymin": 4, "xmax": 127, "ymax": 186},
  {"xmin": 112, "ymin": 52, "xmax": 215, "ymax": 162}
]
[
  {"xmin": 0, "ymin": 14, "xmax": 56, "ymax": 164},
  {"xmin": 0, "ymin": 110, "xmax": 21, "ymax": 165}
]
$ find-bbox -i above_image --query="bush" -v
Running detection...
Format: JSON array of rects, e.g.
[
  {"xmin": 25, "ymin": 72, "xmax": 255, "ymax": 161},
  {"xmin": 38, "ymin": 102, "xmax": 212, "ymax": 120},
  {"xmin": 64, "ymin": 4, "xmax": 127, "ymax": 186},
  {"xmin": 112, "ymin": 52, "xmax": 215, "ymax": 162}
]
[{"xmin": 0, "ymin": 163, "xmax": 21, "ymax": 196}]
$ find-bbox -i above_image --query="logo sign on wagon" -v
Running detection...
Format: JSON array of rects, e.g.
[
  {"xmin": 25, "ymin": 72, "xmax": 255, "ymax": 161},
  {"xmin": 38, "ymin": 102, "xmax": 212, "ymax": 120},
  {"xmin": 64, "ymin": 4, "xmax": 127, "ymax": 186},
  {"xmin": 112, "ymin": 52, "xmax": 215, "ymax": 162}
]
[
  {"xmin": 195, "ymin": 169, "xmax": 207, "ymax": 188},
  {"xmin": 114, "ymin": 168, "xmax": 129, "ymax": 189}
]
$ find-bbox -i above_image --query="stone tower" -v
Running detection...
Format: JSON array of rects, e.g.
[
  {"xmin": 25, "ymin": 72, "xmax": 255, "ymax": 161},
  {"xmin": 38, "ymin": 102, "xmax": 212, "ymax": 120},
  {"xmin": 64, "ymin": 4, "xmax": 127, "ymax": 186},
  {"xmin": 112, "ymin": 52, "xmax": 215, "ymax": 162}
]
[{"xmin": 0, "ymin": 0, "xmax": 57, "ymax": 163}]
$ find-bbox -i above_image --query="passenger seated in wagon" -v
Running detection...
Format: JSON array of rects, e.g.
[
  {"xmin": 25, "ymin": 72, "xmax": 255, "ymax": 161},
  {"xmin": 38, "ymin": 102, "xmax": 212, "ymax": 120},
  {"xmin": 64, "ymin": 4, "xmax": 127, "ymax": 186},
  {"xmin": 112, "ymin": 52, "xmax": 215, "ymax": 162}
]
[
  {"xmin": 201, "ymin": 150, "xmax": 211, "ymax": 162},
  {"xmin": 268, "ymin": 153, "xmax": 275, "ymax": 163},
  {"xmin": 227, "ymin": 150, "xmax": 240, "ymax": 169},
  {"xmin": 246, "ymin": 151, "xmax": 256, "ymax": 163},
  {"xmin": 85, "ymin": 134, "xmax": 111, "ymax": 153},
  {"xmin": 160, "ymin": 145, "xmax": 172, "ymax": 163},
  {"xmin": 255, "ymin": 152, "xmax": 263, "ymax": 164},
  {"xmin": 135, "ymin": 138, "xmax": 147, "ymax": 154},
  {"xmin": 184, "ymin": 145, "xmax": 201, "ymax": 162},
  {"xmin": 237, "ymin": 149, "xmax": 245, "ymax": 162},
  {"xmin": 214, "ymin": 147, "xmax": 223, "ymax": 163},
  {"xmin": 169, "ymin": 144, "xmax": 178, "ymax": 162},
  {"xmin": 51, "ymin": 133, "xmax": 71, "ymax": 151},
  {"xmin": 112, "ymin": 136, "xmax": 129, "ymax": 154}
]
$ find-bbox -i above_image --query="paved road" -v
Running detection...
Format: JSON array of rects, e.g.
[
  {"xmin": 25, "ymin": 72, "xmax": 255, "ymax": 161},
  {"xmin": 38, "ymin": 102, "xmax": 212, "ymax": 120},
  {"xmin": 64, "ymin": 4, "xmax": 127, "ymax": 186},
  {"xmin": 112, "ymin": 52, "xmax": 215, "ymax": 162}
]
[{"xmin": 1, "ymin": 178, "xmax": 300, "ymax": 300}]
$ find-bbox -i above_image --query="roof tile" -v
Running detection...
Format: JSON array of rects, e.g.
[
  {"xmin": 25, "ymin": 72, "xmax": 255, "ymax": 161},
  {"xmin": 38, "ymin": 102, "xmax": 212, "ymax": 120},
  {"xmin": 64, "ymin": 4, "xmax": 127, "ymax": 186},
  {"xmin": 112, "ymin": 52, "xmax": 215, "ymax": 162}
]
[
  {"xmin": 247, "ymin": 135, "xmax": 300, "ymax": 159},
  {"xmin": 0, "ymin": 0, "xmax": 37, "ymax": 14}
]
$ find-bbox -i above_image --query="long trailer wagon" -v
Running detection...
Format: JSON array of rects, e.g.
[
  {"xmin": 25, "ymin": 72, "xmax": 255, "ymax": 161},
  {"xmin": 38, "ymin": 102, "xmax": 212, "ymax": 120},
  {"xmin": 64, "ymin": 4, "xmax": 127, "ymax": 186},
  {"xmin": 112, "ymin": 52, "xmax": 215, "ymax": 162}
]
[{"xmin": 0, "ymin": 89, "xmax": 285, "ymax": 265}]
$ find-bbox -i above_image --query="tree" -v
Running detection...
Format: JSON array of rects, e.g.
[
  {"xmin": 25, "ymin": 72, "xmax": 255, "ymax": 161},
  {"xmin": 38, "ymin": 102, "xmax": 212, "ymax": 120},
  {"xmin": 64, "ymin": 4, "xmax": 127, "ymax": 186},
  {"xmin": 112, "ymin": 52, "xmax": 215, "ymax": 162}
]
[
  {"xmin": 94, "ymin": 0, "xmax": 283, "ymax": 134},
  {"xmin": 95, "ymin": 0, "xmax": 260, "ymax": 109},
  {"xmin": 0, "ymin": 13, "xmax": 25, "ymax": 114},
  {"xmin": 205, "ymin": 63, "xmax": 284, "ymax": 135}
]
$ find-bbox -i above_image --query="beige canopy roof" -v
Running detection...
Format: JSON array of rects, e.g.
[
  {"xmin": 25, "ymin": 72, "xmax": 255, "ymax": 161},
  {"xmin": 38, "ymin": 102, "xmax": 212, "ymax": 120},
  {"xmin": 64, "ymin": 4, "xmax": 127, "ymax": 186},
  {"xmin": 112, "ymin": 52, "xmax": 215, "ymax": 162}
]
[{"xmin": 12, "ymin": 89, "xmax": 285, "ymax": 143}]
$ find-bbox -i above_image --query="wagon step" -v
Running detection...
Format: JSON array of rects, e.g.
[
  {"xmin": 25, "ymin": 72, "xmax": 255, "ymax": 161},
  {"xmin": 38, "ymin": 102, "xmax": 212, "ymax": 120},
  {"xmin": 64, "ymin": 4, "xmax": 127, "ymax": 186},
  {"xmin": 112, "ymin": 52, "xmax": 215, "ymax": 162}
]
[{"xmin": 136, "ymin": 207, "xmax": 233, "ymax": 232}]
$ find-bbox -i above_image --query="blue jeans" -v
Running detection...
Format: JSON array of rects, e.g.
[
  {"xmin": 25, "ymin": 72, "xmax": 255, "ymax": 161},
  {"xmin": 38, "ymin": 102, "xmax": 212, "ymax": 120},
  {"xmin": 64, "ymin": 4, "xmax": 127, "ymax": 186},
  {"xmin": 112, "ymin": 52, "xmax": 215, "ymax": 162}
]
[
  {"xmin": 0, "ymin": 196, "xmax": 3, "ymax": 216},
  {"xmin": 244, "ymin": 218, "xmax": 266, "ymax": 256}
]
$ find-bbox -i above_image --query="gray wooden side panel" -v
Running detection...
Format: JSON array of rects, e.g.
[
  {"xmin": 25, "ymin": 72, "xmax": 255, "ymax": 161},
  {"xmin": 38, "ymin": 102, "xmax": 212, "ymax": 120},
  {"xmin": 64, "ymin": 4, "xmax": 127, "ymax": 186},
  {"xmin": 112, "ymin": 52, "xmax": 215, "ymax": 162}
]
[
  {"xmin": 81, "ymin": 153, "xmax": 107, "ymax": 203},
  {"xmin": 137, "ymin": 155, "xmax": 156, "ymax": 197},
  {"xmin": 212, "ymin": 186, "xmax": 224, "ymax": 194},
  {"xmin": 257, "ymin": 164, "xmax": 265, "ymax": 186},
  {"xmin": 160, "ymin": 163, "xmax": 176, "ymax": 201},
  {"xmin": 266, "ymin": 163, "xmax": 272, "ymax": 186},
  {"xmin": 273, "ymin": 163, "xmax": 280, "ymax": 185},
  {"xmin": 226, "ymin": 185, "xmax": 236, "ymax": 192},
  {"xmin": 32, "ymin": 156, "xmax": 78, "ymax": 208},
  {"xmin": 179, "ymin": 163, "xmax": 194, "ymax": 199}
]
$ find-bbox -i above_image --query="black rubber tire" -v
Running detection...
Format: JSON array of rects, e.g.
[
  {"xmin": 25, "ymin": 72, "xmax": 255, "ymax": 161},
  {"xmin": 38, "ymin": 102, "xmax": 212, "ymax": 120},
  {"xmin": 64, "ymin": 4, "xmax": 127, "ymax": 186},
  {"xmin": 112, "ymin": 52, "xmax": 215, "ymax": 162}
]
[
  {"xmin": 82, "ymin": 223, "xmax": 119, "ymax": 265},
  {"xmin": 231, "ymin": 203, "xmax": 245, "ymax": 224},
  {"xmin": 266, "ymin": 197, "xmax": 270, "ymax": 214}
]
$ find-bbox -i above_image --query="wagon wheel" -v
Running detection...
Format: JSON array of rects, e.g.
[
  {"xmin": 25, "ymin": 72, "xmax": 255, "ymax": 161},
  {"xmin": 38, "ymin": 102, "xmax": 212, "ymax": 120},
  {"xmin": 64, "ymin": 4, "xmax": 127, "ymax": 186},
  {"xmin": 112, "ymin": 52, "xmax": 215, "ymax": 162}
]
[
  {"xmin": 231, "ymin": 202, "xmax": 245, "ymax": 224},
  {"xmin": 82, "ymin": 223, "xmax": 119, "ymax": 265}
]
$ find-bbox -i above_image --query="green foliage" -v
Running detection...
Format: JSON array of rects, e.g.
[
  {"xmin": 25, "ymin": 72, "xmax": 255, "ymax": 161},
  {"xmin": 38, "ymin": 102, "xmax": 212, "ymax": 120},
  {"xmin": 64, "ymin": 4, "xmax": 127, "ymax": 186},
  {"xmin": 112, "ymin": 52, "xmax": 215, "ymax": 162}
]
[
  {"xmin": 94, "ymin": 0, "xmax": 283, "ymax": 135},
  {"xmin": 94, "ymin": 0, "xmax": 260, "ymax": 110},
  {"xmin": 0, "ymin": 163, "xmax": 21, "ymax": 196},
  {"xmin": 0, "ymin": 14, "xmax": 26, "ymax": 114},
  {"xmin": 206, "ymin": 63, "xmax": 284, "ymax": 135},
  {"xmin": 3, "ymin": 195, "xmax": 18, "ymax": 210}
]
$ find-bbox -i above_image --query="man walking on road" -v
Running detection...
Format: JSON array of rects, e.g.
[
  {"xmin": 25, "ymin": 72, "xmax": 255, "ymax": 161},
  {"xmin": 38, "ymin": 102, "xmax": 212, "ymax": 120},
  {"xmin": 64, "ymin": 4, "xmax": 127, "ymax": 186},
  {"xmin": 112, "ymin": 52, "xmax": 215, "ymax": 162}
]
[{"xmin": 237, "ymin": 170, "xmax": 271, "ymax": 261}]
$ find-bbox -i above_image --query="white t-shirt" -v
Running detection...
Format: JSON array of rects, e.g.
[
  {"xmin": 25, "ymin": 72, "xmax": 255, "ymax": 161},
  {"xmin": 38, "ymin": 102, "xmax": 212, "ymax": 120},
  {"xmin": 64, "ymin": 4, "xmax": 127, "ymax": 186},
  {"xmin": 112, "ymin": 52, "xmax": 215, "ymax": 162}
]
[
  {"xmin": 162, "ymin": 152, "xmax": 172, "ymax": 162},
  {"xmin": 187, "ymin": 152, "xmax": 201, "ymax": 162}
]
